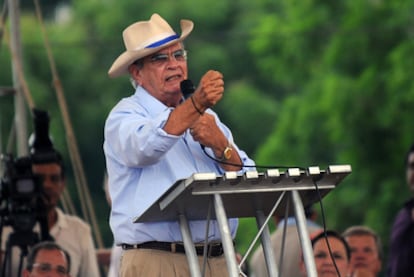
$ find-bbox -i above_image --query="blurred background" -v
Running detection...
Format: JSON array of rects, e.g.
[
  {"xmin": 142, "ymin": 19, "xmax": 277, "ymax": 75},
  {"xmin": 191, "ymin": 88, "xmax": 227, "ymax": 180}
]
[{"xmin": 1, "ymin": 0, "xmax": 414, "ymax": 276}]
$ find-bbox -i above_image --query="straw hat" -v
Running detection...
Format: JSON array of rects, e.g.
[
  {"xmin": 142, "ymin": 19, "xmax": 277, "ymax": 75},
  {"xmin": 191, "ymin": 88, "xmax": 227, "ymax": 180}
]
[{"xmin": 108, "ymin": 13, "xmax": 194, "ymax": 78}]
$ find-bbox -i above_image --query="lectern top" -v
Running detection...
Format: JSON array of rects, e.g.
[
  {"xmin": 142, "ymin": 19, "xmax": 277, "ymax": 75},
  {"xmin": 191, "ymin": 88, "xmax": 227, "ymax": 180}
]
[{"xmin": 134, "ymin": 165, "xmax": 351, "ymax": 223}]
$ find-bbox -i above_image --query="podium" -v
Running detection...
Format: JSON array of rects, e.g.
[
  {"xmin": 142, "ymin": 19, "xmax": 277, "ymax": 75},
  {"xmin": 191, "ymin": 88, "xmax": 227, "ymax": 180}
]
[{"xmin": 134, "ymin": 164, "xmax": 351, "ymax": 277}]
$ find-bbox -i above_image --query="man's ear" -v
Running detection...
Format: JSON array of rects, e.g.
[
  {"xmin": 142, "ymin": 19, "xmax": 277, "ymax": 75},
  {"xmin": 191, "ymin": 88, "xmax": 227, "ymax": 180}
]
[
  {"xmin": 128, "ymin": 64, "xmax": 142, "ymax": 86},
  {"xmin": 128, "ymin": 63, "xmax": 136, "ymax": 75},
  {"xmin": 376, "ymin": 259, "xmax": 382, "ymax": 274}
]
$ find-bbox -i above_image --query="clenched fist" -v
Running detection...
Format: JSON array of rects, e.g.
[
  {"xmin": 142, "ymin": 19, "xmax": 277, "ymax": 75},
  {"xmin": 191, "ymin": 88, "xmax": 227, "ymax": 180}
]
[{"xmin": 192, "ymin": 70, "xmax": 224, "ymax": 111}]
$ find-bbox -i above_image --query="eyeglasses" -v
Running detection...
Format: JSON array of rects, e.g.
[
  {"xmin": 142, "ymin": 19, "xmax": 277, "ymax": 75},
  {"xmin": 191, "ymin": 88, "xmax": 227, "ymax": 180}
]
[
  {"xmin": 147, "ymin": 49, "xmax": 187, "ymax": 66},
  {"xmin": 35, "ymin": 173, "xmax": 62, "ymax": 184},
  {"xmin": 31, "ymin": 263, "xmax": 69, "ymax": 276}
]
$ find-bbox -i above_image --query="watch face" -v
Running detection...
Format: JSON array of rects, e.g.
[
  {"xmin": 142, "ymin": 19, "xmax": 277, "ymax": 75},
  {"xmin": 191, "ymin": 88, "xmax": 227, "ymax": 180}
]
[{"xmin": 224, "ymin": 147, "xmax": 232, "ymax": 160}]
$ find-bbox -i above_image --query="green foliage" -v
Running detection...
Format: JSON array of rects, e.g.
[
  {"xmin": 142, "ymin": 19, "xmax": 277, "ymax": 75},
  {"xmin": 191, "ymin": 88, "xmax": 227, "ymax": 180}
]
[
  {"xmin": 249, "ymin": 1, "xmax": 414, "ymax": 272},
  {"xmin": 216, "ymin": 80, "xmax": 278, "ymax": 156}
]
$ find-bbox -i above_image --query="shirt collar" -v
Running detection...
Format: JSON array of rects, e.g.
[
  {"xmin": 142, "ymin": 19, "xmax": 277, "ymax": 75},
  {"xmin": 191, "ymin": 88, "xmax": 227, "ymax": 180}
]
[
  {"xmin": 134, "ymin": 86, "xmax": 173, "ymax": 117},
  {"xmin": 53, "ymin": 207, "xmax": 68, "ymax": 229}
]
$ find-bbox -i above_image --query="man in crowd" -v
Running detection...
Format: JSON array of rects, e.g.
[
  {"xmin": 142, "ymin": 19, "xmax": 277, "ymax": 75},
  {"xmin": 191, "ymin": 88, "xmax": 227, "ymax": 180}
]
[
  {"xmin": 387, "ymin": 142, "xmax": 414, "ymax": 276},
  {"xmin": 22, "ymin": 241, "xmax": 71, "ymax": 277},
  {"xmin": 104, "ymin": 13, "xmax": 254, "ymax": 276},
  {"xmin": 342, "ymin": 225, "xmax": 382, "ymax": 277}
]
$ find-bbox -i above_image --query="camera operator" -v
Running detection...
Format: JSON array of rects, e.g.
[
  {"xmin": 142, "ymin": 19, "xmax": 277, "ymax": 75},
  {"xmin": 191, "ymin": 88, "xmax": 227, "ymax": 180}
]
[
  {"xmin": 0, "ymin": 150, "xmax": 100, "ymax": 277},
  {"xmin": 0, "ymin": 108, "xmax": 100, "ymax": 277}
]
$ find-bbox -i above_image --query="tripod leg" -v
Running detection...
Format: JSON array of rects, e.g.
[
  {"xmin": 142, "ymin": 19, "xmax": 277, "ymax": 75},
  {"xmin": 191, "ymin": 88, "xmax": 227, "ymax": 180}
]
[
  {"xmin": 17, "ymin": 247, "xmax": 28, "ymax": 277},
  {"xmin": 2, "ymin": 241, "xmax": 12, "ymax": 277}
]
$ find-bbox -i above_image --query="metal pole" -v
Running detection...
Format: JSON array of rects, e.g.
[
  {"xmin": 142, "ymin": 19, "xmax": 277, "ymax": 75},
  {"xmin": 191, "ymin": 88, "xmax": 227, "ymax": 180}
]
[
  {"xmin": 213, "ymin": 194, "xmax": 239, "ymax": 277},
  {"xmin": 291, "ymin": 191, "xmax": 317, "ymax": 277},
  {"xmin": 179, "ymin": 214, "xmax": 202, "ymax": 277},
  {"xmin": 255, "ymin": 210, "xmax": 279, "ymax": 277},
  {"xmin": 8, "ymin": 0, "xmax": 28, "ymax": 156}
]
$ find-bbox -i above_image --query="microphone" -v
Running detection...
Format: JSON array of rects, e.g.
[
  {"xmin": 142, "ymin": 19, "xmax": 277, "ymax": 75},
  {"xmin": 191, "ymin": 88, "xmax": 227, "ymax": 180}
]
[
  {"xmin": 180, "ymin": 79, "xmax": 195, "ymax": 99},
  {"xmin": 181, "ymin": 79, "xmax": 206, "ymax": 150}
]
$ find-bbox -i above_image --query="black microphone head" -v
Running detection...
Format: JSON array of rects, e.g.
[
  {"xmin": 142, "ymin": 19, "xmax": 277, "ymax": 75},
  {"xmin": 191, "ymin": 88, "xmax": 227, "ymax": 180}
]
[{"xmin": 180, "ymin": 79, "xmax": 195, "ymax": 99}]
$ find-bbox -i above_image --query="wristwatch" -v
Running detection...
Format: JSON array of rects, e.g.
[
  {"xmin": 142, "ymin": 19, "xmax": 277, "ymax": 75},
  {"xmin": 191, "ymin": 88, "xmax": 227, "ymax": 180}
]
[{"xmin": 218, "ymin": 143, "xmax": 233, "ymax": 161}]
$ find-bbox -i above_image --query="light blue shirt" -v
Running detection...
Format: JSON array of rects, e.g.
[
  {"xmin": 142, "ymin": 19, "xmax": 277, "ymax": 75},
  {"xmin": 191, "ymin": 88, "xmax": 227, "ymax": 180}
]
[{"xmin": 103, "ymin": 87, "xmax": 255, "ymax": 245}]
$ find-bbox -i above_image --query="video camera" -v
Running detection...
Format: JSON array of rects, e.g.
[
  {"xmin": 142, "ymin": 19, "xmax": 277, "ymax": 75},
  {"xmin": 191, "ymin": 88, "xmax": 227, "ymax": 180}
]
[{"xmin": 0, "ymin": 108, "xmax": 57, "ymax": 238}]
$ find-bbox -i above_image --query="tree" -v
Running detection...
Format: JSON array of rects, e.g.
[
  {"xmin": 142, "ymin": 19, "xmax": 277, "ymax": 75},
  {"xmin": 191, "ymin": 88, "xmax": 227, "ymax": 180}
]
[{"xmin": 250, "ymin": 0, "xmax": 414, "ymax": 268}]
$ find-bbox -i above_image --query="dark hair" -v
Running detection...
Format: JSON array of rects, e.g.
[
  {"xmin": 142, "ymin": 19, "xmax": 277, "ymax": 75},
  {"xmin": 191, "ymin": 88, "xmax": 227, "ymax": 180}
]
[
  {"xmin": 406, "ymin": 143, "xmax": 414, "ymax": 167},
  {"xmin": 32, "ymin": 150, "xmax": 65, "ymax": 180},
  {"xmin": 26, "ymin": 241, "xmax": 71, "ymax": 273},
  {"xmin": 311, "ymin": 230, "xmax": 351, "ymax": 261},
  {"xmin": 342, "ymin": 225, "xmax": 383, "ymax": 260}
]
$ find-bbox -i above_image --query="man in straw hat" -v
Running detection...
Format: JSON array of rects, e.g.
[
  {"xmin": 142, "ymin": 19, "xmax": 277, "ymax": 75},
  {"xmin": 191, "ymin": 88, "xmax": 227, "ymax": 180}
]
[{"xmin": 103, "ymin": 13, "xmax": 255, "ymax": 276}]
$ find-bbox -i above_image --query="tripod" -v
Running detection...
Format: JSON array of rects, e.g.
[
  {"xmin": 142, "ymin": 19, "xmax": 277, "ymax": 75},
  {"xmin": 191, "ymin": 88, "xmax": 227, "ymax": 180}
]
[
  {"xmin": 0, "ymin": 212, "xmax": 52, "ymax": 277},
  {"xmin": 1, "ymin": 229, "xmax": 40, "ymax": 277}
]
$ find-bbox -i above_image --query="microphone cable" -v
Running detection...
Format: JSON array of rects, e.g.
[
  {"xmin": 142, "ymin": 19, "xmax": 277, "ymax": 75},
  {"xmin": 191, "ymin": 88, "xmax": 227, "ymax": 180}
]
[
  {"xmin": 200, "ymin": 137, "xmax": 340, "ymax": 276},
  {"xmin": 182, "ymin": 79, "xmax": 338, "ymax": 275}
]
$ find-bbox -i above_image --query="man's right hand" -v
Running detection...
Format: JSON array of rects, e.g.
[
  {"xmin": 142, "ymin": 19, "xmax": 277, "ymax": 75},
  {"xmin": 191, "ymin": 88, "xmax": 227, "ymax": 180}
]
[{"xmin": 192, "ymin": 70, "xmax": 224, "ymax": 110}]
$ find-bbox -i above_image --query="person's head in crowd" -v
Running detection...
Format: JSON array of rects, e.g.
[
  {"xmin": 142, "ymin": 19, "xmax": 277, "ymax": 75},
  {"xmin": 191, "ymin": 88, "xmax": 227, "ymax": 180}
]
[
  {"xmin": 32, "ymin": 151, "xmax": 65, "ymax": 212},
  {"xmin": 405, "ymin": 143, "xmax": 414, "ymax": 195},
  {"xmin": 342, "ymin": 225, "xmax": 382, "ymax": 276},
  {"xmin": 22, "ymin": 241, "xmax": 71, "ymax": 277},
  {"xmin": 300, "ymin": 230, "xmax": 351, "ymax": 277}
]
